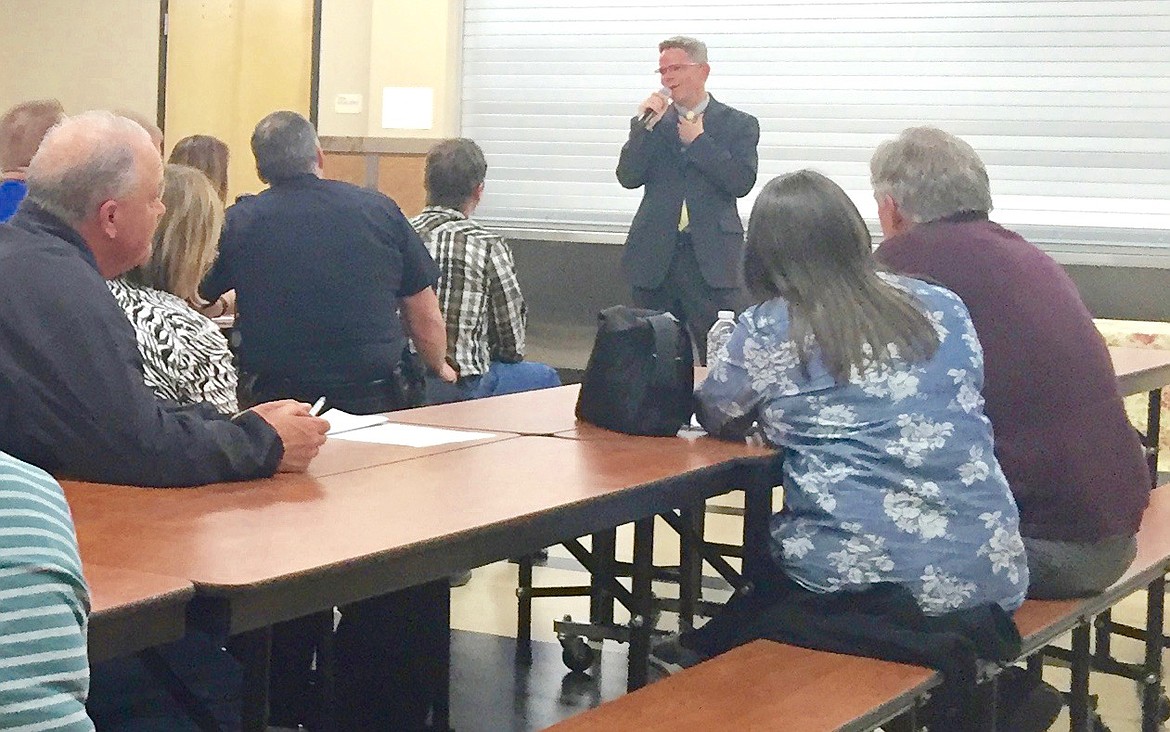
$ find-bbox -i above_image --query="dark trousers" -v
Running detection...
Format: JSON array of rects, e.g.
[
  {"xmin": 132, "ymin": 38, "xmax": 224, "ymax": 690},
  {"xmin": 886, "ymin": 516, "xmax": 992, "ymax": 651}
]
[
  {"xmin": 269, "ymin": 580, "xmax": 450, "ymax": 730},
  {"xmin": 241, "ymin": 351, "xmax": 427, "ymax": 415},
  {"xmin": 88, "ymin": 630, "xmax": 243, "ymax": 731},
  {"xmin": 632, "ymin": 239, "xmax": 748, "ymax": 364}
]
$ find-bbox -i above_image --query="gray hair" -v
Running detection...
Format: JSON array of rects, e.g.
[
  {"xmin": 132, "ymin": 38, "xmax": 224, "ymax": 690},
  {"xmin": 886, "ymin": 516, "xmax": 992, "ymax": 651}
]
[
  {"xmin": 251, "ymin": 111, "xmax": 319, "ymax": 183},
  {"xmin": 659, "ymin": 36, "xmax": 708, "ymax": 64},
  {"xmin": 25, "ymin": 111, "xmax": 148, "ymax": 226},
  {"xmin": 869, "ymin": 126, "xmax": 993, "ymax": 224}
]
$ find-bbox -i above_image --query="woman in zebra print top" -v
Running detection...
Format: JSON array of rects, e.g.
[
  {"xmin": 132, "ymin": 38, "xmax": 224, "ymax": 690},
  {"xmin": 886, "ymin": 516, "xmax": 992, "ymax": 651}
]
[{"xmin": 109, "ymin": 163, "xmax": 238, "ymax": 414}]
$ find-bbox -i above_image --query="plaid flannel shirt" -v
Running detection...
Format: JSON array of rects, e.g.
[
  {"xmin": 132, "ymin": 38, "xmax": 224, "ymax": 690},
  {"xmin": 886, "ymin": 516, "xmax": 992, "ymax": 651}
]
[{"xmin": 410, "ymin": 206, "xmax": 527, "ymax": 377}]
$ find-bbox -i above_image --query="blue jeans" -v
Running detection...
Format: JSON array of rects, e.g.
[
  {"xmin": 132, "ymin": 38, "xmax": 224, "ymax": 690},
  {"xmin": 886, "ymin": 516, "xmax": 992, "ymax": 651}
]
[{"xmin": 426, "ymin": 360, "xmax": 561, "ymax": 405}]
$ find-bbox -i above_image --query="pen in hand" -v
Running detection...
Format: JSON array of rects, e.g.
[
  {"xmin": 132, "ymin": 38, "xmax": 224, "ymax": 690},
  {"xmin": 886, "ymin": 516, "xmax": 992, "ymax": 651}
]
[{"xmin": 229, "ymin": 397, "xmax": 328, "ymax": 423}]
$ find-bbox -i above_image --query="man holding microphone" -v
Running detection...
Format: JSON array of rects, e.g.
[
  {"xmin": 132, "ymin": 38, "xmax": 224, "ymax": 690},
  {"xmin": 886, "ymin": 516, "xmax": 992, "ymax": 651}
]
[{"xmin": 617, "ymin": 36, "xmax": 760, "ymax": 361}]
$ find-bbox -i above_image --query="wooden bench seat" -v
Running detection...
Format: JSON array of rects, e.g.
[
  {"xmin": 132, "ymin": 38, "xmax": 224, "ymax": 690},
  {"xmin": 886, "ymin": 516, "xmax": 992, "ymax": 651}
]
[
  {"xmin": 545, "ymin": 640, "xmax": 940, "ymax": 732},
  {"xmin": 1007, "ymin": 483, "xmax": 1170, "ymax": 731},
  {"xmin": 1015, "ymin": 482, "xmax": 1170, "ymax": 651}
]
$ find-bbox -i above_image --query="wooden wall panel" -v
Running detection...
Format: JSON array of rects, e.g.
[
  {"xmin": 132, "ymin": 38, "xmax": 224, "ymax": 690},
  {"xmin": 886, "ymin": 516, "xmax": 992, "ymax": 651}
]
[
  {"xmin": 319, "ymin": 151, "xmax": 426, "ymax": 217},
  {"xmin": 377, "ymin": 155, "xmax": 427, "ymax": 217},
  {"xmin": 321, "ymin": 153, "xmax": 367, "ymax": 187}
]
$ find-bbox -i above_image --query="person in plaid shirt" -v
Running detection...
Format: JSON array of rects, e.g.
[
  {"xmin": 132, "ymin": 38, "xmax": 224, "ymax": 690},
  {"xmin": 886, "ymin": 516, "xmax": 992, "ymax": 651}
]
[{"xmin": 411, "ymin": 138, "xmax": 561, "ymax": 403}]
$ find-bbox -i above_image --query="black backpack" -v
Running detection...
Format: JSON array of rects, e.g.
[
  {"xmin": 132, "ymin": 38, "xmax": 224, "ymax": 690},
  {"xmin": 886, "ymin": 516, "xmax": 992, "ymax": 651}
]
[{"xmin": 575, "ymin": 306, "xmax": 694, "ymax": 436}]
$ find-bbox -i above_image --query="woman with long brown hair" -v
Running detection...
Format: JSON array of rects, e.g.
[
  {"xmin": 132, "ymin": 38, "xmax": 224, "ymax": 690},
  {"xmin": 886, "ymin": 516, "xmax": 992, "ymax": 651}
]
[
  {"xmin": 698, "ymin": 169, "xmax": 1026, "ymax": 612},
  {"xmin": 168, "ymin": 134, "xmax": 230, "ymax": 203}
]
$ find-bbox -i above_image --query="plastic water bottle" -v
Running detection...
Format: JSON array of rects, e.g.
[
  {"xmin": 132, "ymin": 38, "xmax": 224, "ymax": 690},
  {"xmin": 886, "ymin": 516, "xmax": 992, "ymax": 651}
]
[{"xmin": 705, "ymin": 310, "xmax": 737, "ymax": 366}]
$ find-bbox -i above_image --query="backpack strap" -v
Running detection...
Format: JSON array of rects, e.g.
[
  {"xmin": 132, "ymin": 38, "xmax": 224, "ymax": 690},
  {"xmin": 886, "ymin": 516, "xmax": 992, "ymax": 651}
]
[{"xmin": 646, "ymin": 312, "xmax": 684, "ymax": 386}]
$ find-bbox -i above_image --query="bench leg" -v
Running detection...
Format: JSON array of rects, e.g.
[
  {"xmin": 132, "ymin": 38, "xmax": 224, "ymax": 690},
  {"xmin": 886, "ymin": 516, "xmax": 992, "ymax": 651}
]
[
  {"xmin": 311, "ymin": 611, "xmax": 336, "ymax": 732},
  {"xmin": 741, "ymin": 481, "xmax": 773, "ymax": 583},
  {"xmin": 1025, "ymin": 653, "xmax": 1044, "ymax": 685},
  {"xmin": 1069, "ymin": 621, "xmax": 1092, "ymax": 732},
  {"xmin": 1141, "ymin": 574, "xmax": 1166, "ymax": 732},
  {"xmin": 1094, "ymin": 609, "xmax": 1113, "ymax": 665}
]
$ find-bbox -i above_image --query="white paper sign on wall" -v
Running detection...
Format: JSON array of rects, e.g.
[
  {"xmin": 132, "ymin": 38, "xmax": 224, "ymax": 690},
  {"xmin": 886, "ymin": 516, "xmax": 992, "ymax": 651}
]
[{"xmin": 381, "ymin": 87, "xmax": 433, "ymax": 130}]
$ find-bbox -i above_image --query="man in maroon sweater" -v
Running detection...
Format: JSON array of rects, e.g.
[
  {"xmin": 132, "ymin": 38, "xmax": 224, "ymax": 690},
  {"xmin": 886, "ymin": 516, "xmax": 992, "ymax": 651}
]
[{"xmin": 871, "ymin": 126, "xmax": 1150, "ymax": 599}]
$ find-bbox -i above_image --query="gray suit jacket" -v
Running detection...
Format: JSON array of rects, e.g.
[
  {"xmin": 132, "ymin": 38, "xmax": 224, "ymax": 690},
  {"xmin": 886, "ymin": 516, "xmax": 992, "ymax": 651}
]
[{"xmin": 616, "ymin": 95, "xmax": 759, "ymax": 290}]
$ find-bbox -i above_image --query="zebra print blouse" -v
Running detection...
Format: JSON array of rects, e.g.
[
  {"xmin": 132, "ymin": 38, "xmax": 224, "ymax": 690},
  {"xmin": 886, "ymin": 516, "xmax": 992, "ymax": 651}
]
[{"xmin": 108, "ymin": 278, "xmax": 238, "ymax": 414}]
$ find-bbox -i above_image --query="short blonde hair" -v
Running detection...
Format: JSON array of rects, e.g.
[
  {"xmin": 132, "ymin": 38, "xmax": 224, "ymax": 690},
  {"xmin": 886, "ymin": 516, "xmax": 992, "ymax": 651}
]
[{"xmin": 124, "ymin": 164, "xmax": 224, "ymax": 301}]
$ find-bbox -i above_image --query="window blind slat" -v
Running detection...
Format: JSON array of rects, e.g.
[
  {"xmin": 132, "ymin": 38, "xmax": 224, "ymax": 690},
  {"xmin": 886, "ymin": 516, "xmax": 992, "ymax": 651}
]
[{"xmin": 462, "ymin": 1, "xmax": 1170, "ymax": 256}]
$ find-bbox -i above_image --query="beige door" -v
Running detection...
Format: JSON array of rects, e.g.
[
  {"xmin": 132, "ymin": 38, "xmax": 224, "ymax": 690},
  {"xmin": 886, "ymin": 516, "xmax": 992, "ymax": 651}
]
[{"xmin": 163, "ymin": 0, "xmax": 314, "ymax": 200}]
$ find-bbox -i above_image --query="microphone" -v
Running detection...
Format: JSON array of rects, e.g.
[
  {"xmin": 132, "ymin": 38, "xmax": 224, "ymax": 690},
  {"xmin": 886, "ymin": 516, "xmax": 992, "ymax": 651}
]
[{"xmin": 637, "ymin": 87, "xmax": 672, "ymax": 130}]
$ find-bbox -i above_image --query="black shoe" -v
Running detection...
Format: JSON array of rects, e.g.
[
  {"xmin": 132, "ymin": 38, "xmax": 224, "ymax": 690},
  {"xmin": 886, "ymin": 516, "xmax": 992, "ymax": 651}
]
[
  {"xmin": 647, "ymin": 634, "xmax": 705, "ymax": 677},
  {"xmin": 997, "ymin": 677, "xmax": 1064, "ymax": 732}
]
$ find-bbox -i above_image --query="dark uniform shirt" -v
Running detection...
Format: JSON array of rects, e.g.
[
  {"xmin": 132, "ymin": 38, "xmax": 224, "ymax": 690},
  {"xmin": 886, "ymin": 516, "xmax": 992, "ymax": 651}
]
[
  {"xmin": 0, "ymin": 203, "xmax": 282, "ymax": 487},
  {"xmin": 202, "ymin": 175, "xmax": 439, "ymax": 385}
]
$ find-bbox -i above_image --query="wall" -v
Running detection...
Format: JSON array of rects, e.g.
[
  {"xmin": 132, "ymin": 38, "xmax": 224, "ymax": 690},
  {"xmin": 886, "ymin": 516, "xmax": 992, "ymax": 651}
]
[
  {"xmin": 164, "ymin": 0, "xmax": 314, "ymax": 199},
  {"xmin": 316, "ymin": 0, "xmax": 374, "ymax": 137},
  {"xmin": 0, "ymin": 0, "xmax": 159, "ymax": 122},
  {"xmin": 320, "ymin": 146, "xmax": 429, "ymax": 217},
  {"xmin": 508, "ymin": 238, "xmax": 1170, "ymax": 331},
  {"xmin": 317, "ymin": 0, "xmax": 460, "ymax": 139}
]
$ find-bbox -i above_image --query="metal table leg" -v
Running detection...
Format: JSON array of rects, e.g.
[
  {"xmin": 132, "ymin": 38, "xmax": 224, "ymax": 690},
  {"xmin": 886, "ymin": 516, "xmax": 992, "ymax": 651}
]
[{"xmin": 627, "ymin": 516, "xmax": 656, "ymax": 692}]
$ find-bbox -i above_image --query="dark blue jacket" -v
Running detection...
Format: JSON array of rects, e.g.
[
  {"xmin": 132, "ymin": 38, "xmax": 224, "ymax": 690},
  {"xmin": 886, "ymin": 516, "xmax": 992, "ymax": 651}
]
[
  {"xmin": 0, "ymin": 204, "xmax": 281, "ymax": 487},
  {"xmin": 616, "ymin": 95, "xmax": 759, "ymax": 290}
]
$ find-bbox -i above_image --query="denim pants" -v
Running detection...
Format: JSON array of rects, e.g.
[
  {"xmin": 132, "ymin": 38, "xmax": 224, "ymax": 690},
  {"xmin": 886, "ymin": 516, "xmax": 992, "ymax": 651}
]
[{"xmin": 425, "ymin": 360, "xmax": 562, "ymax": 405}]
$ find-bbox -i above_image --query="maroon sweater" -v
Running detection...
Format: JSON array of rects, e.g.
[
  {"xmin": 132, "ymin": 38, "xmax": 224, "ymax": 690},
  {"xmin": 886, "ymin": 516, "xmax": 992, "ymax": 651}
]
[{"xmin": 876, "ymin": 213, "xmax": 1149, "ymax": 542}]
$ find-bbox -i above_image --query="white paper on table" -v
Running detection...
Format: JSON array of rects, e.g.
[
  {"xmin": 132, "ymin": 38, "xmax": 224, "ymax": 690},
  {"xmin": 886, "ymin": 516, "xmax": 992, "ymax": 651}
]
[
  {"xmin": 323, "ymin": 410, "xmax": 390, "ymax": 435},
  {"xmin": 328, "ymin": 422, "xmax": 497, "ymax": 448}
]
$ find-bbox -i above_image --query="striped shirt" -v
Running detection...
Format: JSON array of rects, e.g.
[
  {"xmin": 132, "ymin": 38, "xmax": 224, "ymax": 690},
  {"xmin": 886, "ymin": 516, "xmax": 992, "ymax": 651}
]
[
  {"xmin": 108, "ymin": 278, "xmax": 239, "ymax": 414},
  {"xmin": 0, "ymin": 451, "xmax": 93, "ymax": 731},
  {"xmin": 410, "ymin": 206, "xmax": 527, "ymax": 377}
]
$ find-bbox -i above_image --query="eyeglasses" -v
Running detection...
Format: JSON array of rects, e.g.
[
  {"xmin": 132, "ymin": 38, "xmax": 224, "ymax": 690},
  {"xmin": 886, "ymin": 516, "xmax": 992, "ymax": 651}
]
[{"xmin": 655, "ymin": 63, "xmax": 701, "ymax": 76}]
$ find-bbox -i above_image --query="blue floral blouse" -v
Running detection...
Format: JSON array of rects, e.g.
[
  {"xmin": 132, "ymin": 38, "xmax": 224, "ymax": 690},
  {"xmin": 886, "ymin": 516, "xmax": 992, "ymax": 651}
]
[{"xmin": 696, "ymin": 274, "xmax": 1028, "ymax": 615}]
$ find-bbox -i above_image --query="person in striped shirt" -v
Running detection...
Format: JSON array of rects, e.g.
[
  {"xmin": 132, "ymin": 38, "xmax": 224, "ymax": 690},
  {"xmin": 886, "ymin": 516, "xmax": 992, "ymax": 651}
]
[
  {"xmin": 411, "ymin": 138, "xmax": 561, "ymax": 404},
  {"xmin": 0, "ymin": 449, "xmax": 93, "ymax": 731}
]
